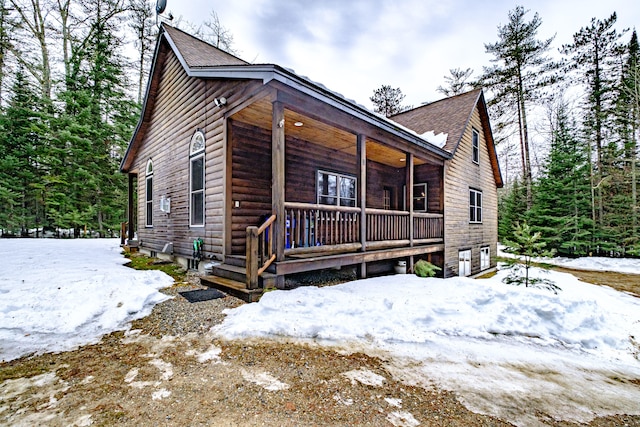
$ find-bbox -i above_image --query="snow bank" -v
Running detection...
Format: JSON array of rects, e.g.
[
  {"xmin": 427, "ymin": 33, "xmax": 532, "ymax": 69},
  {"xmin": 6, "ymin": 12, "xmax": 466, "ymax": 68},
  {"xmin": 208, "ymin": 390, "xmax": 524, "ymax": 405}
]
[
  {"xmin": 214, "ymin": 267, "xmax": 640, "ymax": 425},
  {"xmin": 215, "ymin": 270, "xmax": 638, "ymax": 362},
  {"xmin": 0, "ymin": 239, "xmax": 173, "ymax": 362}
]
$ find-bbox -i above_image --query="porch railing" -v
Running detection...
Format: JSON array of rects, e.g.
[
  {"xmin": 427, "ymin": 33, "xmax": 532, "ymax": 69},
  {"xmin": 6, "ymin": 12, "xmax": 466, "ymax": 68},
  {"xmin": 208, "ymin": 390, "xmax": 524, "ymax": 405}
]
[
  {"xmin": 284, "ymin": 202, "xmax": 443, "ymax": 254},
  {"xmin": 413, "ymin": 212, "xmax": 444, "ymax": 242},
  {"xmin": 246, "ymin": 214, "xmax": 276, "ymax": 289},
  {"xmin": 285, "ymin": 202, "xmax": 360, "ymax": 248}
]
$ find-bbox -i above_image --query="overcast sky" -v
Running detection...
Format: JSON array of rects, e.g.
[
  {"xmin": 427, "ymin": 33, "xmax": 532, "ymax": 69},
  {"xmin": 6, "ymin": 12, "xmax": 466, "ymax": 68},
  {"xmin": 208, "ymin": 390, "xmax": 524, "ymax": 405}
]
[{"xmin": 167, "ymin": 0, "xmax": 638, "ymax": 110}]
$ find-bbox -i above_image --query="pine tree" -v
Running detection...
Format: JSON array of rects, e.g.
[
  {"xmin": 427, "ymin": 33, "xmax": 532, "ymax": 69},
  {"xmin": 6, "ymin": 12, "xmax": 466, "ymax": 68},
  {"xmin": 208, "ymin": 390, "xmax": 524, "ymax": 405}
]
[
  {"xmin": 530, "ymin": 100, "xmax": 593, "ymax": 255},
  {"xmin": 615, "ymin": 30, "xmax": 640, "ymax": 252},
  {"xmin": 481, "ymin": 6, "xmax": 557, "ymax": 210},
  {"xmin": 503, "ymin": 221, "xmax": 558, "ymax": 293},
  {"xmin": 128, "ymin": 0, "xmax": 157, "ymax": 104},
  {"xmin": 561, "ymin": 13, "xmax": 625, "ymax": 232},
  {"xmin": 498, "ymin": 179, "xmax": 528, "ymax": 242},
  {"xmin": 370, "ymin": 85, "xmax": 412, "ymax": 117},
  {"xmin": 0, "ymin": 68, "xmax": 47, "ymax": 235},
  {"xmin": 437, "ymin": 68, "xmax": 474, "ymax": 97}
]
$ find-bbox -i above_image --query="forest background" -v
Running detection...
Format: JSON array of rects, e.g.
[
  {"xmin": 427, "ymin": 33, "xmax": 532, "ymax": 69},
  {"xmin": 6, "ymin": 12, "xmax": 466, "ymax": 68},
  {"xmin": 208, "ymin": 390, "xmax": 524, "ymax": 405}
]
[{"xmin": 0, "ymin": 0, "xmax": 637, "ymax": 257}]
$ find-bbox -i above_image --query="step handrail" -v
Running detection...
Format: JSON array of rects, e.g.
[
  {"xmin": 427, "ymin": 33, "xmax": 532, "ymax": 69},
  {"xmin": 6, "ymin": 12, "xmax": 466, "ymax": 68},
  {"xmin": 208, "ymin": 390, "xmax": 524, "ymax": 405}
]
[{"xmin": 246, "ymin": 214, "xmax": 276, "ymax": 289}]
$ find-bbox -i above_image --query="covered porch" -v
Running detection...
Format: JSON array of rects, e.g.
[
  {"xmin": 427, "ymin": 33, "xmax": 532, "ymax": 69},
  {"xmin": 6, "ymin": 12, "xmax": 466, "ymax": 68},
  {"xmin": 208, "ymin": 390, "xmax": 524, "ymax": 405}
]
[{"xmin": 209, "ymin": 83, "xmax": 447, "ymax": 297}]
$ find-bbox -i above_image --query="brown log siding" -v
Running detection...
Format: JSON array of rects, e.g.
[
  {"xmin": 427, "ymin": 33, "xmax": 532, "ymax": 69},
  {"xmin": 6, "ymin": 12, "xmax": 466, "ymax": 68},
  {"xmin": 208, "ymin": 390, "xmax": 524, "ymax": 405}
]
[{"xmin": 131, "ymin": 47, "xmax": 262, "ymax": 260}]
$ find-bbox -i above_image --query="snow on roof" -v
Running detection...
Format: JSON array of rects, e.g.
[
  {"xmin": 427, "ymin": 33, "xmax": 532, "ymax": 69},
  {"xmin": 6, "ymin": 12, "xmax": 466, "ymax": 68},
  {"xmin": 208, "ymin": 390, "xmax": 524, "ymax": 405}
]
[{"xmin": 420, "ymin": 130, "xmax": 448, "ymax": 148}]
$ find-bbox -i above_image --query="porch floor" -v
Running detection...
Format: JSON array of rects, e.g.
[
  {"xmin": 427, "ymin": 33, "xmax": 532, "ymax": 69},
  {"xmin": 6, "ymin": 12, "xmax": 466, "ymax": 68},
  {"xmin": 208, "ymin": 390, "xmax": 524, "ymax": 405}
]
[{"xmin": 200, "ymin": 242, "xmax": 444, "ymax": 302}]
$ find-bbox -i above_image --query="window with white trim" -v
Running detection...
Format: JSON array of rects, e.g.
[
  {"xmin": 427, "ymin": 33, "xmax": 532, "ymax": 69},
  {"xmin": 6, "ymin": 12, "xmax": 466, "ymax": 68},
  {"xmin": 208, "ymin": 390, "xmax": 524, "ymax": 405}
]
[
  {"xmin": 469, "ymin": 188, "xmax": 482, "ymax": 223},
  {"xmin": 480, "ymin": 246, "xmax": 490, "ymax": 270},
  {"xmin": 459, "ymin": 249, "xmax": 471, "ymax": 276},
  {"xmin": 145, "ymin": 159, "xmax": 153, "ymax": 227},
  {"xmin": 190, "ymin": 131, "xmax": 205, "ymax": 227},
  {"xmin": 317, "ymin": 170, "xmax": 356, "ymax": 207},
  {"xmin": 472, "ymin": 128, "xmax": 479, "ymax": 164}
]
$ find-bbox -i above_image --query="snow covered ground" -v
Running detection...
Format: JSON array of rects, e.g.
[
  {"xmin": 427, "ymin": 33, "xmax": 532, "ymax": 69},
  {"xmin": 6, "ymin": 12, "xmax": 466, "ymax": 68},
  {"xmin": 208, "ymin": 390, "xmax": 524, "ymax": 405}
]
[
  {"xmin": 214, "ymin": 267, "xmax": 640, "ymax": 426},
  {"xmin": 0, "ymin": 239, "xmax": 173, "ymax": 362},
  {"xmin": 498, "ymin": 244, "xmax": 640, "ymax": 275},
  {"xmin": 1, "ymin": 239, "xmax": 639, "ymax": 426}
]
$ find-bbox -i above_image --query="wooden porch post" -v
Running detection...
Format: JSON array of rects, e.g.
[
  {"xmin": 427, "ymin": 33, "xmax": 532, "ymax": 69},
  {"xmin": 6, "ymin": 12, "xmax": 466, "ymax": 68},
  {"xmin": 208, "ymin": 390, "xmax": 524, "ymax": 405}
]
[
  {"xmin": 272, "ymin": 100, "xmax": 286, "ymax": 262},
  {"xmin": 127, "ymin": 173, "xmax": 135, "ymax": 243},
  {"xmin": 357, "ymin": 134, "xmax": 367, "ymax": 278},
  {"xmin": 406, "ymin": 153, "xmax": 414, "ymax": 271}
]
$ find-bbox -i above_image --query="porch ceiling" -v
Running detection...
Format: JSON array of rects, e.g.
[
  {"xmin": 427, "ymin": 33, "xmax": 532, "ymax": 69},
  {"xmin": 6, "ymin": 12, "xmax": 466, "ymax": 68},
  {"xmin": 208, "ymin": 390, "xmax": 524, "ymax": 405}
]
[{"xmin": 230, "ymin": 98, "xmax": 426, "ymax": 169}]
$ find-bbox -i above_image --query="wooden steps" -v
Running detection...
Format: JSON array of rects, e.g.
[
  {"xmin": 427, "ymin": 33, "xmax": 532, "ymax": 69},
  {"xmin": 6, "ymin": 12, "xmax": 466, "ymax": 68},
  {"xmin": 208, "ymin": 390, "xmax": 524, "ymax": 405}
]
[
  {"xmin": 200, "ymin": 260, "xmax": 278, "ymax": 303},
  {"xmin": 200, "ymin": 275, "xmax": 263, "ymax": 303}
]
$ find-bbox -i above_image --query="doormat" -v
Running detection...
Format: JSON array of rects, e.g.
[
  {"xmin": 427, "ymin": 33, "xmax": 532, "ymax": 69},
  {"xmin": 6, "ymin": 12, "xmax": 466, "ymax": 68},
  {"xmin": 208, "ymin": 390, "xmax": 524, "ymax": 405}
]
[{"xmin": 179, "ymin": 288, "xmax": 226, "ymax": 303}]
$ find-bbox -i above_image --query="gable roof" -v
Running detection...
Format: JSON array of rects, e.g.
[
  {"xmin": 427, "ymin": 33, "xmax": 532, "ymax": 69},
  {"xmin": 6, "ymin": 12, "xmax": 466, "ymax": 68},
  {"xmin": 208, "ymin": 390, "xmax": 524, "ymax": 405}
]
[
  {"xmin": 391, "ymin": 89, "xmax": 503, "ymax": 187},
  {"xmin": 162, "ymin": 25, "xmax": 248, "ymax": 68},
  {"xmin": 391, "ymin": 89, "xmax": 482, "ymax": 153},
  {"xmin": 123, "ymin": 23, "xmax": 508, "ymax": 187}
]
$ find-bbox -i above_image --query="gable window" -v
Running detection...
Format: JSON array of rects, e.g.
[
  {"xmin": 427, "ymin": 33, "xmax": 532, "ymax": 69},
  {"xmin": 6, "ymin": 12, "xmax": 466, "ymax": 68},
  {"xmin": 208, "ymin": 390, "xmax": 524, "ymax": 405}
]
[
  {"xmin": 472, "ymin": 128, "xmax": 479, "ymax": 164},
  {"xmin": 317, "ymin": 170, "xmax": 356, "ymax": 207},
  {"xmin": 459, "ymin": 249, "xmax": 471, "ymax": 276},
  {"xmin": 190, "ymin": 131, "xmax": 205, "ymax": 227},
  {"xmin": 469, "ymin": 188, "xmax": 482, "ymax": 223},
  {"xmin": 145, "ymin": 159, "xmax": 153, "ymax": 227},
  {"xmin": 480, "ymin": 246, "xmax": 490, "ymax": 270}
]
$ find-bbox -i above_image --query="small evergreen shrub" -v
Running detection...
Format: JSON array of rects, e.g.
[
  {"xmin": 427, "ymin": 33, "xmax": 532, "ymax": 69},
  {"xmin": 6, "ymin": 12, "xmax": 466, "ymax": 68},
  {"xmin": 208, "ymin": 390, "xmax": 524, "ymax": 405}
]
[{"xmin": 414, "ymin": 260, "xmax": 441, "ymax": 278}]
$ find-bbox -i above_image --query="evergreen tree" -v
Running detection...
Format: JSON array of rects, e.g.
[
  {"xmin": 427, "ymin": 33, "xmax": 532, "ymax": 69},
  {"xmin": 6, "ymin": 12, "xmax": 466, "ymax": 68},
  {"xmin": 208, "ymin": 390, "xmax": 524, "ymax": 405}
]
[
  {"xmin": 615, "ymin": 30, "xmax": 640, "ymax": 252},
  {"xmin": 498, "ymin": 179, "xmax": 528, "ymax": 242},
  {"xmin": 481, "ymin": 6, "xmax": 557, "ymax": 210},
  {"xmin": 437, "ymin": 68, "xmax": 474, "ymax": 97},
  {"xmin": 128, "ymin": 0, "xmax": 157, "ymax": 104},
  {"xmin": 529, "ymin": 100, "xmax": 593, "ymax": 255},
  {"xmin": 561, "ymin": 13, "xmax": 625, "ymax": 231},
  {"xmin": 0, "ymin": 68, "xmax": 47, "ymax": 235},
  {"xmin": 503, "ymin": 221, "xmax": 559, "ymax": 293},
  {"xmin": 370, "ymin": 85, "xmax": 412, "ymax": 117},
  {"xmin": 53, "ymin": 0, "xmax": 136, "ymax": 237},
  {"xmin": 0, "ymin": 0, "xmax": 14, "ymax": 104}
]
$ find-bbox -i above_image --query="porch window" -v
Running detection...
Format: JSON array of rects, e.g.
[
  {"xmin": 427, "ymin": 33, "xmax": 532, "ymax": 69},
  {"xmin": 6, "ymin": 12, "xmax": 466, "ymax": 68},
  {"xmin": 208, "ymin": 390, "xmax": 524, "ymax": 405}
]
[
  {"xmin": 459, "ymin": 249, "xmax": 471, "ymax": 276},
  {"xmin": 472, "ymin": 128, "xmax": 479, "ymax": 164},
  {"xmin": 480, "ymin": 246, "xmax": 490, "ymax": 270},
  {"xmin": 190, "ymin": 131, "xmax": 205, "ymax": 227},
  {"xmin": 145, "ymin": 159, "xmax": 153, "ymax": 227},
  {"xmin": 413, "ymin": 183, "xmax": 427, "ymax": 212},
  {"xmin": 383, "ymin": 187, "xmax": 392, "ymax": 210},
  {"xmin": 403, "ymin": 183, "xmax": 428, "ymax": 212},
  {"xmin": 469, "ymin": 188, "xmax": 482, "ymax": 223},
  {"xmin": 317, "ymin": 170, "xmax": 356, "ymax": 207}
]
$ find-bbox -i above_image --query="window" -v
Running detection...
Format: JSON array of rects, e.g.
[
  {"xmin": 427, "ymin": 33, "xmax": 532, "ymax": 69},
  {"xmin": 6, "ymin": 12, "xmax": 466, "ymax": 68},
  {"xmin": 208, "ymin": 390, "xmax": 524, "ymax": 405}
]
[
  {"xmin": 472, "ymin": 128, "xmax": 479, "ymax": 164},
  {"xmin": 459, "ymin": 249, "xmax": 471, "ymax": 276},
  {"xmin": 469, "ymin": 188, "xmax": 482, "ymax": 223},
  {"xmin": 190, "ymin": 131, "xmax": 205, "ymax": 227},
  {"xmin": 317, "ymin": 170, "xmax": 356, "ymax": 207},
  {"xmin": 145, "ymin": 159, "xmax": 153, "ymax": 227},
  {"xmin": 480, "ymin": 247, "xmax": 490, "ymax": 270},
  {"xmin": 402, "ymin": 183, "xmax": 428, "ymax": 212},
  {"xmin": 413, "ymin": 183, "xmax": 427, "ymax": 212},
  {"xmin": 383, "ymin": 187, "xmax": 392, "ymax": 210}
]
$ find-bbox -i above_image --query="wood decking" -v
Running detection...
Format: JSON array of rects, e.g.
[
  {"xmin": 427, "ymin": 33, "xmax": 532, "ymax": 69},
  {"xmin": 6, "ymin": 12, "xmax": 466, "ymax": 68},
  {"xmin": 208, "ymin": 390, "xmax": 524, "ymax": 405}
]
[{"xmin": 201, "ymin": 242, "xmax": 444, "ymax": 302}]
